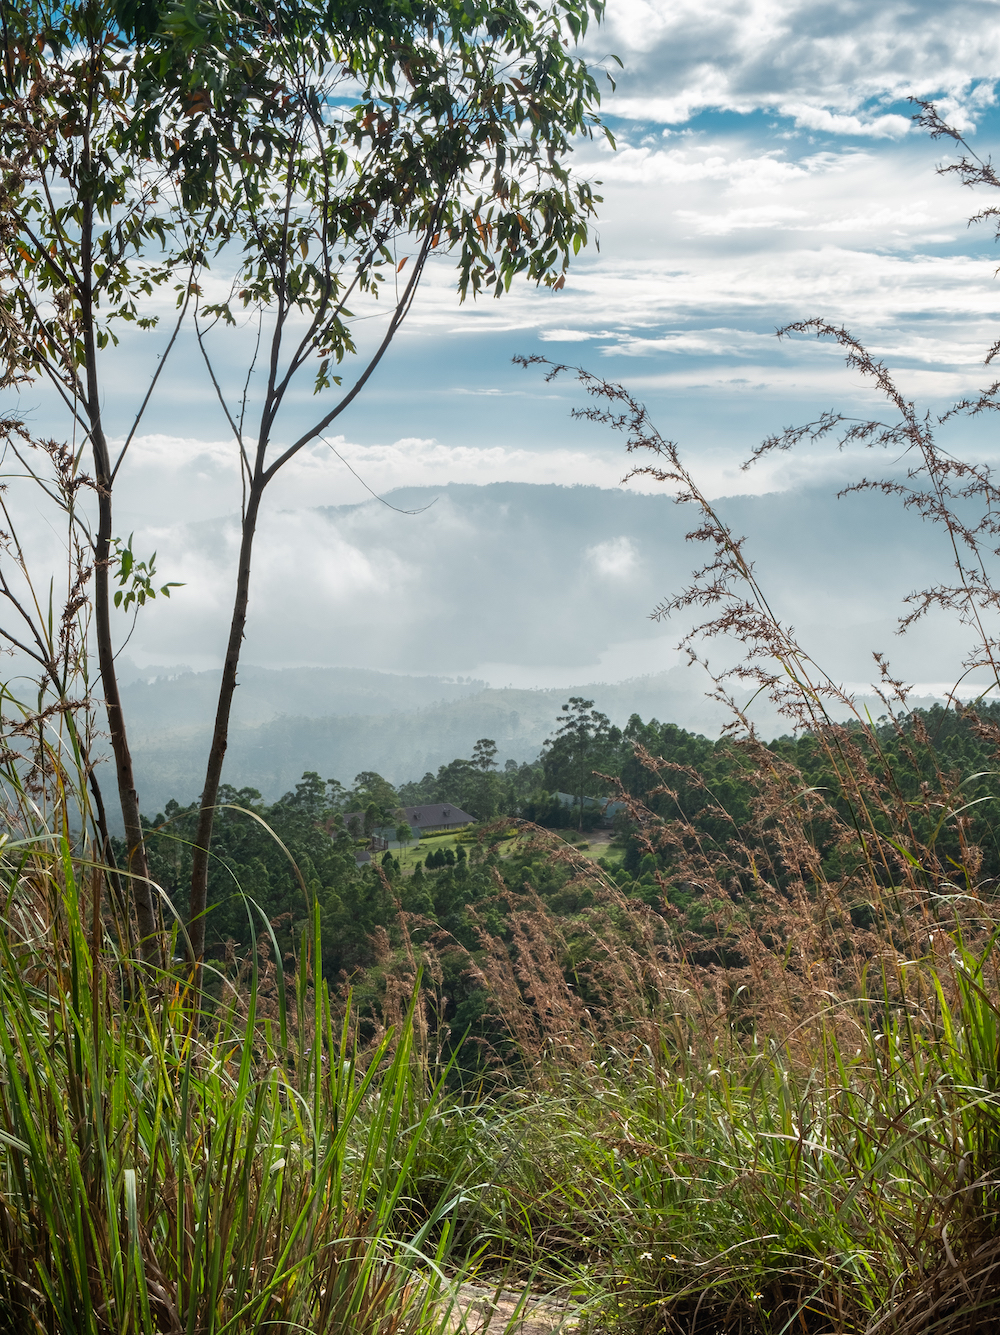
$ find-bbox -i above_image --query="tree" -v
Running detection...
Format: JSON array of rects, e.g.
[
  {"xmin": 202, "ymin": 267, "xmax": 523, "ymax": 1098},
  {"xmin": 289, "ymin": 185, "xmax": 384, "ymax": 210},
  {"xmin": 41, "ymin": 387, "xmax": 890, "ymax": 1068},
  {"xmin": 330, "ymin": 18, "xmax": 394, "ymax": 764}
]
[
  {"xmin": 398, "ymin": 741, "xmax": 533, "ymax": 819},
  {"xmin": 174, "ymin": 0, "xmax": 611, "ymax": 967},
  {"xmin": 434, "ymin": 756, "xmax": 476, "ymax": 806},
  {"xmin": 0, "ymin": 0, "xmax": 329, "ymax": 961},
  {"xmin": 350, "ymin": 771, "xmax": 400, "ymax": 820},
  {"xmin": 363, "ymin": 802, "xmax": 380, "ymax": 839},
  {"xmin": 281, "ymin": 771, "xmax": 330, "ymax": 818},
  {"xmin": 472, "ymin": 738, "xmax": 498, "ymax": 771},
  {"xmin": 464, "ymin": 737, "xmax": 503, "ymax": 816},
  {"xmin": 0, "ymin": 0, "xmax": 213, "ymax": 963},
  {"xmin": 505, "ymin": 756, "xmax": 543, "ymax": 807},
  {"xmin": 0, "ymin": 0, "xmax": 610, "ymax": 972},
  {"xmin": 398, "ymin": 770, "xmax": 438, "ymax": 805},
  {"xmin": 542, "ymin": 696, "xmax": 617, "ymax": 829}
]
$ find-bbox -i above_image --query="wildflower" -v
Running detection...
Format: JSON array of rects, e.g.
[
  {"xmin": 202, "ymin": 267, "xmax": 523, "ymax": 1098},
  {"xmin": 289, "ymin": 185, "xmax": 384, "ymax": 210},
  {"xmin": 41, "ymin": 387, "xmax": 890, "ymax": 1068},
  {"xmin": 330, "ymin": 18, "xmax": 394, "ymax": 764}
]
[{"xmin": 639, "ymin": 1252, "xmax": 653, "ymax": 1261}]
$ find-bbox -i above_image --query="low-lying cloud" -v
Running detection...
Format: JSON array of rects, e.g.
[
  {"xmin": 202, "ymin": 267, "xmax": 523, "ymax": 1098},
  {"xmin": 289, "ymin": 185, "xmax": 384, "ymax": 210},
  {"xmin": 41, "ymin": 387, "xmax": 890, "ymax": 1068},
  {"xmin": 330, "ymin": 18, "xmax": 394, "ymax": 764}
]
[{"xmin": 97, "ymin": 481, "xmax": 982, "ymax": 699}]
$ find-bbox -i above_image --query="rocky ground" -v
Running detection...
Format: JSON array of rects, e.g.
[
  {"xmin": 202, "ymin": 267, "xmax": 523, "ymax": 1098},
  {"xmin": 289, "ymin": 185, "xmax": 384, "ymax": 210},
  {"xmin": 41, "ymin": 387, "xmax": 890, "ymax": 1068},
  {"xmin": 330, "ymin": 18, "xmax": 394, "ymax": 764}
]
[{"xmin": 445, "ymin": 1281, "xmax": 590, "ymax": 1334}]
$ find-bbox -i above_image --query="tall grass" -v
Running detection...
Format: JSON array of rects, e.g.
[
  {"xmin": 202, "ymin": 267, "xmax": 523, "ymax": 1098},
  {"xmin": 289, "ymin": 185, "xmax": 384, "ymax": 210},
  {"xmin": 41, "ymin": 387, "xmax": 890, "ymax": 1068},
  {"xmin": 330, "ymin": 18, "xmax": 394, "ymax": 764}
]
[
  {"xmin": 385, "ymin": 346, "xmax": 1000, "ymax": 1332},
  {"xmin": 0, "ymin": 758, "xmax": 478, "ymax": 1334},
  {"xmin": 387, "ymin": 875, "xmax": 1000, "ymax": 1333}
]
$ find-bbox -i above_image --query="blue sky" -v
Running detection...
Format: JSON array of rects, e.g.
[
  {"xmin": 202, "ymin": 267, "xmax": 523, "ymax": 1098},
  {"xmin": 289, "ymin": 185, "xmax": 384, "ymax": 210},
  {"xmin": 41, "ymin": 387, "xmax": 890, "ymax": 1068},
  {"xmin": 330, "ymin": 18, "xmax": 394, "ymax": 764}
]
[
  {"xmin": 12, "ymin": 0, "xmax": 1000, "ymax": 701},
  {"xmin": 103, "ymin": 0, "xmax": 1000, "ymax": 496}
]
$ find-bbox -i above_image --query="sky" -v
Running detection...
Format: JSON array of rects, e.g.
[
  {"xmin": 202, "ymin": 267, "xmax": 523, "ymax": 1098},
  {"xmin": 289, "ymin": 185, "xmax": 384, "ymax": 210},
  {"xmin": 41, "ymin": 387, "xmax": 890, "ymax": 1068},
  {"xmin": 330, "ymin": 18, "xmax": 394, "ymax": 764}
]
[{"xmin": 9, "ymin": 0, "xmax": 1000, "ymax": 707}]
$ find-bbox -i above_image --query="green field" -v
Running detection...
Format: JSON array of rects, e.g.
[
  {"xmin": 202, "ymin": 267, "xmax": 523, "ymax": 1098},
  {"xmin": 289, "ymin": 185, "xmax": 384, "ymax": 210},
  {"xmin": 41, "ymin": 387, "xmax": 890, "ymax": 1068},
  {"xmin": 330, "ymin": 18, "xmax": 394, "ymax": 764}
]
[{"xmin": 378, "ymin": 825, "xmax": 626, "ymax": 875}]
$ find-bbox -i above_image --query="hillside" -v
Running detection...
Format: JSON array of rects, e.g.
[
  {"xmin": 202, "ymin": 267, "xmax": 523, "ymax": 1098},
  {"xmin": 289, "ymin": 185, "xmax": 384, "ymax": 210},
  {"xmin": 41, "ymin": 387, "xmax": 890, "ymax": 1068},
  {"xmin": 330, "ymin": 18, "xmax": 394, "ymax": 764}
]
[{"xmin": 118, "ymin": 664, "xmax": 943, "ymax": 817}]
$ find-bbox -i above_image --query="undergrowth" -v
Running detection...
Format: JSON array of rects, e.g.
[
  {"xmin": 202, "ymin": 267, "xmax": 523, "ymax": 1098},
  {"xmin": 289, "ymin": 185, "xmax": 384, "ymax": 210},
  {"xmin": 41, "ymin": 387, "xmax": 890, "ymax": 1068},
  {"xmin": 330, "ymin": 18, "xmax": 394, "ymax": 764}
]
[{"xmin": 411, "ymin": 890, "xmax": 1000, "ymax": 1334}]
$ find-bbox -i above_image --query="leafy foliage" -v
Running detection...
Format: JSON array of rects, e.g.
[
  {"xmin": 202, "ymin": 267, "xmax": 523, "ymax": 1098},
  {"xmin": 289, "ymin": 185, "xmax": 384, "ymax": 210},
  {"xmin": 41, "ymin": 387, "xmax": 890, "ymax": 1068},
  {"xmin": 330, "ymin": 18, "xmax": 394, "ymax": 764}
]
[{"xmin": 111, "ymin": 534, "xmax": 182, "ymax": 611}]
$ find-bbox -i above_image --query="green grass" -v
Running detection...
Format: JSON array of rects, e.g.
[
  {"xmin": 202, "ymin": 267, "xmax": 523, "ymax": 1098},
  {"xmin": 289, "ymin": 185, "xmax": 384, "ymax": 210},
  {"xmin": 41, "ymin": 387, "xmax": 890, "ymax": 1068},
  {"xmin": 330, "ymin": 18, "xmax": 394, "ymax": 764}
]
[
  {"xmin": 0, "ymin": 827, "xmax": 484, "ymax": 1335},
  {"xmin": 388, "ymin": 826, "xmax": 522, "ymax": 872},
  {"xmin": 399, "ymin": 936, "xmax": 1000, "ymax": 1334},
  {"xmin": 6, "ymin": 755, "xmax": 1000, "ymax": 1334},
  {"xmin": 397, "ymin": 829, "xmax": 465, "ymax": 866},
  {"xmin": 588, "ymin": 838, "xmax": 626, "ymax": 870}
]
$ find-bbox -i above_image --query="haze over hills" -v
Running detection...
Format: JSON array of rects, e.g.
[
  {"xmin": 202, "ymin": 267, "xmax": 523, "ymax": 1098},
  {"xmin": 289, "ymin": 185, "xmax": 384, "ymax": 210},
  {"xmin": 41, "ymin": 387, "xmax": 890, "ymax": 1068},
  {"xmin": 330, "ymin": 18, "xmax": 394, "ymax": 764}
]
[
  {"xmin": 123, "ymin": 665, "xmax": 731, "ymax": 815},
  {"xmin": 97, "ymin": 479, "xmax": 984, "ymax": 819},
  {"xmin": 117, "ymin": 660, "xmax": 487, "ymax": 735},
  {"xmin": 116, "ymin": 479, "xmax": 972, "ymax": 687},
  {"xmin": 118, "ymin": 662, "xmax": 946, "ymax": 819}
]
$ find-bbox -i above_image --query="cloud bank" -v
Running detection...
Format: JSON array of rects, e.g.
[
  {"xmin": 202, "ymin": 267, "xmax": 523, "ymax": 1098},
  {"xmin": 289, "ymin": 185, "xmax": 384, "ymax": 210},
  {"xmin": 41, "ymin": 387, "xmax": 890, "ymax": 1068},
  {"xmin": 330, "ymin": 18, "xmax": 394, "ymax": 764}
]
[
  {"xmin": 597, "ymin": 0, "xmax": 1000, "ymax": 131},
  {"xmin": 89, "ymin": 482, "xmax": 983, "ymax": 703}
]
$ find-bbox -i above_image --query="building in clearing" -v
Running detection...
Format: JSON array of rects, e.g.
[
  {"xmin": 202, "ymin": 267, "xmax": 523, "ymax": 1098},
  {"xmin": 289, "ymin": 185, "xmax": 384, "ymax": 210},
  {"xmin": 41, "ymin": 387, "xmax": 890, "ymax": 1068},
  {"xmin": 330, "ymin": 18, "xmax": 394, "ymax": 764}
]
[
  {"xmin": 396, "ymin": 803, "xmax": 476, "ymax": 835},
  {"xmin": 340, "ymin": 802, "xmax": 476, "ymax": 846}
]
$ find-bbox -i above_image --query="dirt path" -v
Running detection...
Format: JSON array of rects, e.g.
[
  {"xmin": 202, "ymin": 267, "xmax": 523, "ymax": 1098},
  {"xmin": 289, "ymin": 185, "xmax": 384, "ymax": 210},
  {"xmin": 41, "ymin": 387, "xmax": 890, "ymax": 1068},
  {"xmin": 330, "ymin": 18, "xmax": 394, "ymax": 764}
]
[{"xmin": 444, "ymin": 1282, "xmax": 590, "ymax": 1335}]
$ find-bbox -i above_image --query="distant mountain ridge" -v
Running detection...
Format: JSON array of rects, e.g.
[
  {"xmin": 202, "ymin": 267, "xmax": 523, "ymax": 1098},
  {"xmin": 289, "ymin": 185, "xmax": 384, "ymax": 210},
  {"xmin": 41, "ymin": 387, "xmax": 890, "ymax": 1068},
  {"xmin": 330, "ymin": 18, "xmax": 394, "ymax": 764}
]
[
  {"xmin": 122, "ymin": 665, "xmax": 722, "ymax": 815},
  {"xmin": 117, "ymin": 660, "xmax": 486, "ymax": 737},
  {"xmin": 116, "ymin": 662, "xmax": 945, "ymax": 820}
]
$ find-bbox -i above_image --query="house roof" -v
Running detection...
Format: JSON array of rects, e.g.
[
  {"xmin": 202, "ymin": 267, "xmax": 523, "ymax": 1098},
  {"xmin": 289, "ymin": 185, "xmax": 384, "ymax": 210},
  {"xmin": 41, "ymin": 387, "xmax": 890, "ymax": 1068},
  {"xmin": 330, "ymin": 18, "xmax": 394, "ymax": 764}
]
[
  {"xmin": 339, "ymin": 802, "xmax": 476, "ymax": 833},
  {"xmin": 553, "ymin": 791, "xmax": 602, "ymax": 807},
  {"xmin": 397, "ymin": 803, "xmax": 475, "ymax": 827}
]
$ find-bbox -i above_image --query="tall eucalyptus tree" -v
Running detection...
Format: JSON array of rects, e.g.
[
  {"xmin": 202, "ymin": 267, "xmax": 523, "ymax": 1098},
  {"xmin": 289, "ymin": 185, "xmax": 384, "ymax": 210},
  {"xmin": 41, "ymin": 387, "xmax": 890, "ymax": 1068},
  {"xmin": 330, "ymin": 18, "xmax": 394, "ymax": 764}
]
[{"xmin": 0, "ymin": 0, "xmax": 612, "ymax": 967}]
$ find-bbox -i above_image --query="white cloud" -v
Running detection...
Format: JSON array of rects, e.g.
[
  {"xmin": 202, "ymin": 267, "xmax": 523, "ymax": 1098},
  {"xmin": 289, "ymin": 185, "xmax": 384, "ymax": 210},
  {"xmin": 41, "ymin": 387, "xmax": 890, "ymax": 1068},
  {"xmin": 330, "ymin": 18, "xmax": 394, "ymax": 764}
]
[
  {"xmin": 587, "ymin": 535, "xmax": 640, "ymax": 577},
  {"xmin": 603, "ymin": 328, "xmax": 774, "ymax": 357},
  {"xmin": 674, "ymin": 203, "xmax": 811, "ymax": 233},
  {"xmin": 594, "ymin": 0, "xmax": 1000, "ymax": 131},
  {"xmin": 107, "ymin": 433, "xmax": 628, "ymax": 531},
  {"xmin": 933, "ymin": 78, "xmax": 1000, "ymax": 132},
  {"xmin": 539, "ymin": 328, "xmax": 611, "ymax": 342},
  {"xmin": 393, "ymin": 133, "xmax": 989, "ymax": 378},
  {"xmin": 784, "ymin": 105, "xmax": 911, "ymax": 139}
]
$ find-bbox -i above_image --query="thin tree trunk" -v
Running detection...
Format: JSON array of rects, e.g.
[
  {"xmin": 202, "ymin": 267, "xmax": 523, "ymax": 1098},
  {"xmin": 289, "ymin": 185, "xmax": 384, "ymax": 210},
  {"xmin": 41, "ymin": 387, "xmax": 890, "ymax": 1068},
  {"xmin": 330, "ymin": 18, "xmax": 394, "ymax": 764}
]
[
  {"xmin": 81, "ymin": 183, "xmax": 160, "ymax": 967},
  {"xmin": 188, "ymin": 482, "xmax": 264, "ymax": 971},
  {"xmin": 184, "ymin": 206, "xmax": 444, "ymax": 974},
  {"xmin": 87, "ymin": 766, "xmax": 133, "ymax": 945},
  {"xmin": 92, "ymin": 466, "xmax": 161, "ymax": 964}
]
